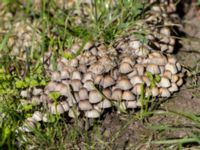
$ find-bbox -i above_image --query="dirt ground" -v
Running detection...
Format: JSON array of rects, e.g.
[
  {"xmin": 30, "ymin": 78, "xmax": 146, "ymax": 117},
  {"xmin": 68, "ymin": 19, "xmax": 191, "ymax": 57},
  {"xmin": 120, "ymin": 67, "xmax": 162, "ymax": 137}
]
[{"xmin": 91, "ymin": 2, "xmax": 200, "ymax": 150}]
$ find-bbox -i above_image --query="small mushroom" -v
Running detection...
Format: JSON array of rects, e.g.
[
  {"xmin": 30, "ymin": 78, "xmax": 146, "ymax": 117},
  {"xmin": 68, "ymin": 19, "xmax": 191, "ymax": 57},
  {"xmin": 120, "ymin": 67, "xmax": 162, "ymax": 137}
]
[
  {"xmin": 82, "ymin": 72, "xmax": 94, "ymax": 82},
  {"xmin": 20, "ymin": 90, "xmax": 29, "ymax": 98},
  {"xmin": 151, "ymin": 87, "xmax": 159, "ymax": 97},
  {"xmin": 119, "ymin": 62, "xmax": 132, "ymax": 74},
  {"xmin": 160, "ymin": 88, "xmax": 171, "ymax": 97},
  {"xmin": 126, "ymin": 101, "xmax": 137, "ymax": 109},
  {"xmin": 130, "ymin": 75, "xmax": 143, "ymax": 86},
  {"xmin": 97, "ymin": 99, "xmax": 112, "ymax": 109},
  {"xmin": 158, "ymin": 77, "xmax": 171, "ymax": 88},
  {"xmin": 176, "ymin": 78, "xmax": 183, "ymax": 86},
  {"xmin": 85, "ymin": 109, "xmax": 100, "ymax": 118},
  {"xmin": 89, "ymin": 90, "xmax": 102, "ymax": 103},
  {"xmin": 165, "ymin": 63, "xmax": 177, "ymax": 74},
  {"xmin": 78, "ymin": 100, "xmax": 93, "ymax": 110},
  {"xmin": 121, "ymin": 56, "xmax": 135, "ymax": 66},
  {"xmin": 83, "ymin": 80, "xmax": 95, "ymax": 91},
  {"xmin": 102, "ymin": 88, "xmax": 112, "ymax": 99},
  {"xmin": 69, "ymin": 58, "xmax": 79, "ymax": 67},
  {"xmin": 56, "ymin": 83, "xmax": 68, "ymax": 96},
  {"xmin": 132, "ymin": 83, "xmax": 143, "ymax": 95},
  {"xmin": 122, "ymin": 91, "xmax": 135, "ymax": 101},
  {"xmin": 32, "ymin": 111, "xmax": 43, "ymax": 122},
  {"xmin": 79, "ymin": 88, "xmax": 89, "ymax": 100},
  {"xmin": 71, "ymin": 79, "xmax": 82, "ymax": 91},
  {"xmin": 168, "ymin": 83, "xmax": 178, "ymax": 92},
  {"xmin": 111, "ymin": 89, "xmax": 122, "ymax": 100},
  {"xmin": 88, "ymin": 63, "xmax": 105, "ymax": 75},
  {"xmin": 146, "ymin": 64, "xmax": 160, "ymax": 74},
  {"xmin": 60, "ymin": 70, "xmax": 70, "ymax": 80},
  {"xmin": 171, "ymin": 74, "xmax": 179, "ymax": 83},
  {"xmin": 116, "ymin": 78, "xmax": 132, "ymax": 90},
  {"xmin": 163, "ymin": 70, "xmax": 172, "ymax": 79},
  {"xmin": 100, "ymin": 75, "xmax": 115, "ymax": 88},
  {"xmin": 71, "ymin": 71, "xmax": 82, "ymax": 80},
  {"xmin": 32, "ymin": 88, "xmax": 43, "ymax": 96},
  {"xmin": 94, "ymin": 74, "xmax": 103, "ymax": 85}
]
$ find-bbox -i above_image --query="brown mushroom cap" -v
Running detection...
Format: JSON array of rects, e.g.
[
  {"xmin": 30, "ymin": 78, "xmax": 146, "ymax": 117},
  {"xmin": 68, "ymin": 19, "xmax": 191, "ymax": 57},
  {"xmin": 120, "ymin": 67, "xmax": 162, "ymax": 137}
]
[
  {"xmin": 100, "ymin": 75, "xmax": 115, "ymax": 88},
  {"xmin": 111, "ymin": 89, "xmax": 122, "ymax": 100},
  {"xmin": 79, "ymin": 88, "xmax": 89, "ymax": 100}
]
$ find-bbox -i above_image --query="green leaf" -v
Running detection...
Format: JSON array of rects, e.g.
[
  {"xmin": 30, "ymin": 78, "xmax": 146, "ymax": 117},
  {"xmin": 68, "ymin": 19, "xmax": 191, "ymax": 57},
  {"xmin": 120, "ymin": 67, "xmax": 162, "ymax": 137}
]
[{"xmin": 48, "ymin": 91, "xmax": 61, "ymax": 101}]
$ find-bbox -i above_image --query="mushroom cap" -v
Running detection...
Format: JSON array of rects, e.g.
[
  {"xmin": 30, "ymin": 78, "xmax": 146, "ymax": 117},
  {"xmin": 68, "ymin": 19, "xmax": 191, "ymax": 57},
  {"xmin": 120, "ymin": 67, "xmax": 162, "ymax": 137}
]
[
  {"xmin": 89, "ymin": 90, "xmax": 102, "ymax": 103},
  {"xmin": 102, "ymin": 88, "xmax": 112, "ymax": 99},
  {"xmin": 88, "ymin": 63, "xmax": 105, "ymax": 75},
  {"xmin": 69, "ymin": 58, "xmax": 79, "ymax": 67},
  {"xmin": 121, "ymin": 56, "xmax": 135, "ymax": 66},
  {"xmin": 151, "ymin": 87, "xmax": 159, "ymax": 97},
  {"xmin": 71, "ymin": 71, "xmax": 82, "ymax": 80},
  {"xmin": 146, "ymin": 64, "xmax": 160, "ymax": 74},
  {"xmin": 160, "ymin": 88, "xmax": 171, "ymax": 97},
  {"xmin": 71, "ymin": 79, "xmax": 82, "ymax": 91},
  {"xmin": 94, "ymin": 74, "xmax": 103, "ymax": 85},
  {"xmin": 111, "ymin": 89, "xmax": 122, "ymax": 100},
  {"xmin": 158, "ymin": 77, "xmax": 171, "ymax": 88},
  {"xmin": 78, "ymin": 64, "xmax": 87, "ymax": 73},
  {"xmin": 163, "ymin": 70, "xmax": 172, "ymax": 79},
  {"xmin": 135, "ymin": 64, "xmax": 145, "ymax": 76},
  {"xmin": 126, "ymin": 101, "xmax": 137, "ymax": 109},
  {"xmin": 79, "ymin": 88, "xmax": 89, "ymax": 100},
  {"xmin": 78, "ymin": 100, "xmax": 93, "ymax": 111},
  {"xmin": 20, "ymin": 90, "xmax": 29, "ymax": 98},
  {"xmin": 127, "ymin": 69, "xmax": 138, "ymax": 79},
  {"xmin": 60, "ymin": 70, "xmax": 70, "ymax": 80},
  {"xmin": 176, "ymin": 78, "xmax": 183, "ymax": 87},
  {"xmin": 51, "ymin": 71, "xmax": 61, "ymax": 82},
  {"xmin": 119, "ymin": 62, "xmax": 132, "ymax": 74},
  {"xmin": 130, "ymin": 75, "xmax": 143, "ymax": 86},
  {"xmin": 168, "ymin": 83, "xmax": 178, "ymax": 92},
  {"xmin": 165, "ymin": 63, "xmax": 178, "ymax": 74},
  {"xmin": 83, "ymin": 80, "xmax": 95, "ymax": 91},
  {"xmin": 122, "ymin": 91, "xmax": 135, "ymax": 101},
  {"xmin": 132, "ymin": 83, "xmax": 143, "ymax": 95},
  {"xmin": 100, "ymin": 75, "xmax": 115, "ymax": 88},
  {"xmin": 32, "ymin": 111, "xmax": 43, "ymax": 122},
  {"xmin": 97, "ymin": 99, "xmax": 112, "ymax": 109},
  {"xmin": 56, "ymin": 83, "xmax": 68, "ymax": 96},
  {"xmin": 82, "ymin": 72, "xmax": 94, "ymax": 82},
  {"xmin": 85, "ymin": 109, "xmax": 100, "ymax": 118},
  {"xmin": 45, "ymin": 81, "xmax": 57, "ymax": 92},
  {"xmin": 116, "ymin": 78, "xmax": 132, "ymax": 90}
]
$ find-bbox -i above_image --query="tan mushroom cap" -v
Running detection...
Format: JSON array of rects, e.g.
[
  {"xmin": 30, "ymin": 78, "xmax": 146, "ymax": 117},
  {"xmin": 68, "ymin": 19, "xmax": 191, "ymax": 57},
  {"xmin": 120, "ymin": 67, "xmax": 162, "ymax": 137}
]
[
  {"xmin": 158, "ymin": 77, "xmax": 171, "ymax": 88},
  {"xmin": 89, "ymin": 90, "xmax": 102, "ymax": 103},
  {"xmin": 100, "ymin": 75, "xmax": 115, "ymax": 88},
  {"xmin": 97, "ymin": 99, "xmax": 112, "ymax": 109},
  {"xmin": 122, "ymin": 91, "xmax": 135, "ymax": 101},
  {"xmin": 102, "ymin": 88, "xmax": 112, "ymax": 99},
  {"xmin": 51, "ymin": 71, "xmax": 61, "ymax": 82},
  {"xmin": 83, "ymin": 80, "xmax": 95, "ymax": 91},
  {"xmin": 60, "ymin": 69, "xmax": 70, "ymax": 80},
  {"xmin": 111, "ymin": 89, "xmax": 122, "ymax": 100},
  {"xmin": 165, "ymin": 63, "xmax": 178, "ymax": 74},
  {"xmin": 79, "ymin": 88, "xmax": 89, "ymax": 100},
  {"xmin": 78, "ymin": 100, "xmax": 93, "ymax": 111},
  {"xmin": 71, "ymin": 79, "xmax": 82, "ymax": 91},
  {"xmin": 119, "ymin": 62, "xmax": 132, "ymax": 74},
  {"xmin": 130, "ymin": 75, "xmax": 143, "ymax": 86},
  {"xmin": 160, "ymin": 88, "xmax": 171, "ymax": 97},
  {"xmin": 71, "ymin": 70, "xmax": 82, "ymax": 80},
  {"xmin": 146, "ymin": 64, "xmax": 160, "ymax": 74},
  {"xmin": 132, "ymin": 83, "xmax": 143, "ymax": 95},
  {"xmin": 85, "ymin": 109, "xmax": 100, "ymax": 118},
  {"xmin": 168, "ymin": 83, "xmax": 178, "ymax": 92},
  {"xmin": 116, "ymin": 78, "xmax": 132, "ymax": 90},
  {"xmin": 126, "ymin": 101, "xmax": 137, "ymax": 109},
  {"xmin": 49, "ymin": 103, "xmax": 65, "ymax": 114}
]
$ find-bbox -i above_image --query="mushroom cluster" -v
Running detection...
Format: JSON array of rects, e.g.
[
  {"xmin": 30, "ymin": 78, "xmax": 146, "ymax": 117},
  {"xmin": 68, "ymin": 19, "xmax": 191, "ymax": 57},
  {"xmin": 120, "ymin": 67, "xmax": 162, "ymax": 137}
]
[{"xmin": 17, "ymin": 0, "xmax": 184, "ymax": 131}]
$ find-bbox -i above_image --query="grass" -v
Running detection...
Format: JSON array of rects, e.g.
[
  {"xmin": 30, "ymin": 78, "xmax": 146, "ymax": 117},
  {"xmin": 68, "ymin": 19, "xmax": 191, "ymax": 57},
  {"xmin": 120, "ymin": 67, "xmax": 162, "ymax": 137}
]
[{"xmin": 0, "ymin": 0, "xmax": 200, "ymax": 149}]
